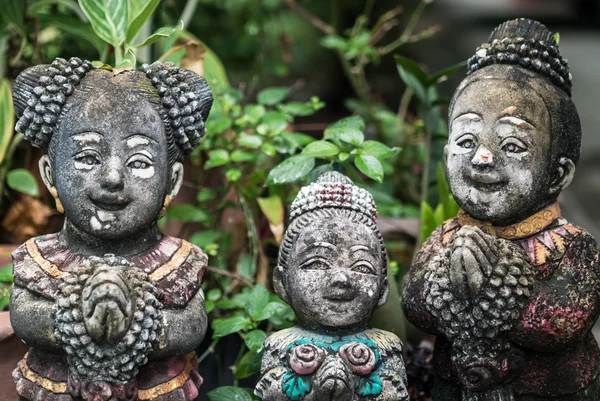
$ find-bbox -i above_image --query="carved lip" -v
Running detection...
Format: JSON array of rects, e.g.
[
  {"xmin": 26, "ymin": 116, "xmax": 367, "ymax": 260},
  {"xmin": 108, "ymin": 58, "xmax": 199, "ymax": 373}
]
[
  {"xmin": 468, "ymin": 174, "xmax": 506, "ymax": 192},
  {"xmin": 324, "ymin": 291, "xmax": 355, "ymax": 301},
  {"xmin": 90, "ymin": 195, "xmax": 130, "ymax": 211}
]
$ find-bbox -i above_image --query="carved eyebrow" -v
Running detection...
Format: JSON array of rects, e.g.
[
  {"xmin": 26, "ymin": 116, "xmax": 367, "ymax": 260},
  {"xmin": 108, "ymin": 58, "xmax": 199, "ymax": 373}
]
[
  {"xmin": 125, "ymin": 134, "xmax": 158, "ymax": 147},
  {"xmin": 453, "ymin": 113, "xmax": 483, "ymax": 123},
  {"xmin": 497, "ymin": 116, "xmax": 535, "ymax": 130},
  {"xmin": 296, "ymin": 241, "xmax": 337, "ymax": 255},
  {"xmin": 71, "ymin": 132, "xmax": 103, "ymax": 143},
  {"xmin": 350, "ymin": 245, "xmax": 370, "ymax": 253}
]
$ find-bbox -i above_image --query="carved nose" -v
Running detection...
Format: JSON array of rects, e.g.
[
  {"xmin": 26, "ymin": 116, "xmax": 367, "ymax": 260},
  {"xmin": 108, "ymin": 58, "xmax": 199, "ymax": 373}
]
[
  {"xmin": 329, "ymin": 269, "xmax": 351, "ymax": 288},
  {"xmin": 102, "ymin": 167, "xmax": 124, "ymax": 191},
  {"xmin": 471, "ymin": 145, "xmax": 494, "ymax": 167}
]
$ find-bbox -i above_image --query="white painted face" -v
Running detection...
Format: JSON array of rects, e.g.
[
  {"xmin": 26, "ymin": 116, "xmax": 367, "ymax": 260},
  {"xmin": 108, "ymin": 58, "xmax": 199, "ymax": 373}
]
[{"xmin": 446, "ymin": 79, "xmax": 553, "ymax": 224}]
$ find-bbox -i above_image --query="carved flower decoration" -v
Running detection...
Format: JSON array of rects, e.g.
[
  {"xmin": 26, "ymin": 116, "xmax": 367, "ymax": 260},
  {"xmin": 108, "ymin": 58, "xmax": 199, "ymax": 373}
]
[
  {"xmin": 289, "ymin": 344, "xmax": 326, "ymax": 375},
  {"xmin": 338, "ymin": 342, "xmax": 377, "ymax": 376}
]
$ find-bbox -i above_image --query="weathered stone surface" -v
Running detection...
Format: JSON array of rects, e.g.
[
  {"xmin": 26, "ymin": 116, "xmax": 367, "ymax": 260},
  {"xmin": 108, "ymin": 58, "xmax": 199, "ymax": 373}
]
[
  {"xmin": 9, "ymin": 59, "xmax": 213, "ymax": 401},
  {"xmin": 256, "ymin": 172, "xmax": 409, "ymax": 401},
  {"xmin": 403, "ymin": 18, "xmax": 600, "ymax": 401}
]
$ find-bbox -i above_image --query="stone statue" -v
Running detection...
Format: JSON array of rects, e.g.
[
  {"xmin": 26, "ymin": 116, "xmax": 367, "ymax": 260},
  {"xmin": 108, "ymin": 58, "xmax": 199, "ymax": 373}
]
[
  {"xmin": 9, "ymin": 58, "xmax": 213, "ymax": 401},
  {"xmin": 255, "ymin": 172, "xmax": 409, "ymax": 401},
  {"xmin": 403, "ymin": 18, "xmax": 600, "ymax": 401}
]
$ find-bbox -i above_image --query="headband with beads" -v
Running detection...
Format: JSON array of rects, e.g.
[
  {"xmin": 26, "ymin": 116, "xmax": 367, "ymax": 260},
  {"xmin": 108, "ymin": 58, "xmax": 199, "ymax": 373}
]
[
  {"xmin": 14, "ymin": 58, "xmax": 211, "ymax": 154},
  {"xmin": 466, "ymin": 18, "xmax": 572, "ymax": 96},
  {"xmin": 289, "ymin": 172, "xmax": 378, "ymax": 222}
]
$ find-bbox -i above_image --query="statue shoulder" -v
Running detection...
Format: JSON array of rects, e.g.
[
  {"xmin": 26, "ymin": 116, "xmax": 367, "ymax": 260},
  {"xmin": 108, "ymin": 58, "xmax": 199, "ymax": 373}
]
[{"xmin": 362, "ymin": 328, "xmax": 404, "ymax": 355}]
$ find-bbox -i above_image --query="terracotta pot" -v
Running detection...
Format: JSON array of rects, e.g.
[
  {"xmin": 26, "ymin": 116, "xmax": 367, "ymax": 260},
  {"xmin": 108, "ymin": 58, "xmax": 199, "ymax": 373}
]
[{"xmin": 0, "ymin": 311, "xmax": 28, "ymax": 401}]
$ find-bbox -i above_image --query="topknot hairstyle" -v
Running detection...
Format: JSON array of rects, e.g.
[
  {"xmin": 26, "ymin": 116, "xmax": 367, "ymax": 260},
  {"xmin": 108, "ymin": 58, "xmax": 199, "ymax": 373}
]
[
  {"xmin": 12, "ymin": 57, "xmax": 213, "ymax": 156},
  {"xmin": 467, "ymin": 18, "xmax": 572, "ymax": 96}
]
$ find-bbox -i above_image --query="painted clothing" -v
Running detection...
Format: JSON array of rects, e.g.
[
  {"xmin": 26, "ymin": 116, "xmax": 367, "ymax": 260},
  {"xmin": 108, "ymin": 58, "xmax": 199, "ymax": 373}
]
[
  {"xmin": 12, "ymin": 233, "xmax": 207, "ymax": 401},
  {"xmin": 256, "ymin": 326, "xmax": 409, "ymax": 401},
  {"xmin": 403, "ymin": 204, "xmax": 600, "ymax": 399}
]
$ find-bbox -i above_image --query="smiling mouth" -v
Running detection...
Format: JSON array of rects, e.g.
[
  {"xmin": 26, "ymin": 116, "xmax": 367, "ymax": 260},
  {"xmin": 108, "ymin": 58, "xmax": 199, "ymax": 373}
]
[
  {"xmin": 467, "ymin": 175, "xmax": 507, "ymax": 193},
  {"xmin": 90, "ymin": 197, "xmax": 130, "ymax": 211},
  {"xmin": 324, "ymin": 292, "xmax": 355, "ymax": 302}
]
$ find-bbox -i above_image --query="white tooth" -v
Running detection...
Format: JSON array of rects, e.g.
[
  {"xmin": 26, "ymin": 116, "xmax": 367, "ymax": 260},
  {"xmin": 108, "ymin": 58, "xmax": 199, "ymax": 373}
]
[
  {"xmin": 90, "ymin": 217, "xmax": 102, "ymax": 230},
  {"xmin": 97, "ymin": 210, "xmax": 117, "ymax": 222}
]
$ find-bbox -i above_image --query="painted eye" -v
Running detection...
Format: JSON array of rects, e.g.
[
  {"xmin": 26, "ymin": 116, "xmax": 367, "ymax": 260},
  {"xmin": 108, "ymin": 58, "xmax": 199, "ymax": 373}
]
[
  {"xmin": 76, "ymin": 155, "xmax": 99, "ymax": 165},
  {"xmin": 458, "ymin": 138, "xmax": 476, "ymax": 149},
  {"xmin": 351, "ymin": 262, "xmax": 376, "ymax": 275},
  {"xmin": 129, "ymin": 160, "xmax": 149, "ymax": 169},
  {"xmin": 502, "ymin": 143, "xmax": 526, "ymax": 153}
]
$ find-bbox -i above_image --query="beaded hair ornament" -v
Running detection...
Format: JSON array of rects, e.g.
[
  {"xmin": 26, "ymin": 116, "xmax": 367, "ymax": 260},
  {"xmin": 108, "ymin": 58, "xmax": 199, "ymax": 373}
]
[
  {"xmin": 13, "ymin": 57, "xmax": 212, "ymax": 154},
  {"xmin": 289, "ymin": 171, "xmax": 378, "ymax": 222},
  {"xmin": 467, "ymin": 18, "xmax": 572, "ymax": 96}
]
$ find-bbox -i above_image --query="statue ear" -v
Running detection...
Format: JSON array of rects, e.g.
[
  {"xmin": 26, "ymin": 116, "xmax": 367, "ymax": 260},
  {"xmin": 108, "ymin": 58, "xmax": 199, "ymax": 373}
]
[
  {"xmin": 38, "ymin": 155, "xmax": 54, "ymax": 192},
  {"xmin": 273, "ymin": 265, "xmax": 289, "ymax": 304},
  {"xmin": 376, "ymin": 276, "xmax": 390, "ymax": 309},
  {"xmin": 549, "ymin": 157, "xmax": 576, "ymax": 195},
  {"xmin": 168, "ymin": 162, "xmax": 184, "ymax": 200}
]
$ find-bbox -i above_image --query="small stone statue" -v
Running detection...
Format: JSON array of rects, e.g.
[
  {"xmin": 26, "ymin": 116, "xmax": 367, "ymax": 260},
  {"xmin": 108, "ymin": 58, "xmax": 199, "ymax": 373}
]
[
  {"xmin": 10, "ymin": 58, "xmax": 213, "ymax": 401},
  {"xmin": 403, "ymin": 19, "xmax": 600, "ymax": 401},
  {"xmin": 255, "ymin": 172, "xmax": 409, "ymax": 401}
]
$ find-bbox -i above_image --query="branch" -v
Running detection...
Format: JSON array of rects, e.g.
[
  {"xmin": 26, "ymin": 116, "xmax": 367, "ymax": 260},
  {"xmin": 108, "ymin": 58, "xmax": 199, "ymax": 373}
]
[
  {"xmin": 285, "ymin": 0, "xmax": 335, "ymax": 35},
  {"xmin": 206, "ymin": 266, "xmax": 255, "ymax": 288}
]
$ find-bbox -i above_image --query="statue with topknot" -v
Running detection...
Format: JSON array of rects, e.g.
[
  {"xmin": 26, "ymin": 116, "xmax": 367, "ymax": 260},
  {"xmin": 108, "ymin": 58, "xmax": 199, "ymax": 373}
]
[
  {"xmin": 403, "ymin": 18, "xmax": 600, "ymax": 400},
  {"xmin": 9, "ymin": 58, "xmax": 213, "ymax": 401},
  {"xmin": 255, "ymin": 172, "xmax": 409, "ymax": 401}
]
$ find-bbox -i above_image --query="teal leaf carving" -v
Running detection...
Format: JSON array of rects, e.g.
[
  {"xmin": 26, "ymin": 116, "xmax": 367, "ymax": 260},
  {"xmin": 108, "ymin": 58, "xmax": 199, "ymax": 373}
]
[
  {"xmin": 355, "ymin": 372, "xmax": 383, "ymax": 397},
  {"xmin": 282, "ymin": 372, "xmax": 312, "ymax": 400}
]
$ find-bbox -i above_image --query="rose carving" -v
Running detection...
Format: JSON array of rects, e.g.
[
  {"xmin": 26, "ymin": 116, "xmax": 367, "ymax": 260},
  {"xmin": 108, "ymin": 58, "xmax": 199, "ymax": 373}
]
[
  {"xmin": 289, "ymin": 344, "xmax": 326, "ymax": 375},
  {"xmin": 338, "ymin": 342, "xmax": 377, "ymax": 376}
]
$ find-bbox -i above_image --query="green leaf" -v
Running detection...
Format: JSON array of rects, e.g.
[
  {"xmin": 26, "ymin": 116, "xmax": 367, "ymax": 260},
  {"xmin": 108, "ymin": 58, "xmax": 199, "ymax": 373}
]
[
  {"xmin": 257, "ymin": 87, "xmax": 289, "ymax": 106},
  {"xmin": 7, "ymin": 169, "xmax": 39, "ymax": 197},
  {"xmin": 278, "ymin": 102, "xmax": 317, "ymax": 117},
  {"xmin": 360, "ymin": 141, "xmax": 400, "ymax": 159},
  {"xmin": 78, "ymin": 0, "xmax": 128, "ymax": 47},
  {"xmin": 354, "ymin": 155, "xmax": 383, "ymax": 183},
  {"xmin": 166, "ymin": 205, "xmax": 210, "ymax": 223},
  {"xmin": 281, "ymin": 132, "xmax": 315, "ymax": 147},
  {"xmin": 321, "ymin": 35, "xmax": 347, "ymax": 50},
  {"xmin": 234, "ymin": 352, "xmax": 263, "ymax": 380},
  {"xmin": 395, "ymin": 54, "xmax": 428, "ymax": 102},
  {"xmin": 125, "ymin": 0, "xmax": 159, "ymax": 44},
  {"xmin": 35, "ymin": 15, "xmax": 106, "ymax": 56},
  {"xmin": 236, "ymin": 253, "xmax": 255, "ymax": 282},
  {"xmin": 204, "ymin": 149, "xmax": 230, "ymax": 169},
  {"xmin": 301, "ymin": 140, "xmax": 339, "ymax": 158},
  {"xmin": 130, "ymin": 20, "xmax": 183, "ymax": 48},
  {"xmin": 0, "ymin": 264, "xmax": 12, "ymax": 283},
  {"xmin": 207, "ymin": 288, "xmax": 222, "ymax": 302},
  {"xmin": 324, "ymin": 116, "xmax": 365, "ymax": 146},
  {"xmin": 208, "ymin": 386, "xmax": 254, "ymax": 401},
  {"xmin": 266, "ymin": 156, "xmax": 315, "ymax": 185},
  {"xmin": 231, "ymin": 150, "xmax": 257, "ymax": 163},
  {"xmin": 261, "ymin": 110, "xmax": 290, "ymax": 134},
  {"xmin": 190, "ymin": 230, "xmax": 221, "ymax": 247},
  {"xmin": 554, "ymin": 32, "xmax": 560, "ymax": 45},
  {"xmin": 239, "ymin": 134, "xmax": 263, "ymax": 149},
  {"xmin": 428, "ymin": 60, "xmax": 467, "ymax": 86},
  {"xmin": 257, "ymin": 196, "xmax": 283, "ymax": 226},
  {"xmin": 197, "ymin": 188, "xmax": 216, "ymax": 202},
  {"xmin": 115, "ymin": 47, "xmax": 136, "ymax": 69},
  {"xmin": 420, "ymin": 201, "xmax": 437, "ymax": 243},
  {"xmin": 253, "ymin": 302, "xmax": 287, "ymax": 321},
  {"xmin": 176, "ymin": 30, "xmax": 230, "ymax": 89},
  {"xmin": 212, "ymin": 316, "xmax": 251, "ymax": 338},
  {"xmin": 0, "ymin": 0, "xmax": 26, "ymax": 37},
  {"xmin": 226, "ymin": 168, "xmax": 242, "ymax": 182},
  {"xmin": 0, "ymin": 79, "xmax": 14, "ymax": 165},
  {"xmin": 244, "ymin": 329, "xmax": 266, "ymax": 353},
  {"xmin": 247, "ymin": 284, "xmax": 269, "ymax": 318}
]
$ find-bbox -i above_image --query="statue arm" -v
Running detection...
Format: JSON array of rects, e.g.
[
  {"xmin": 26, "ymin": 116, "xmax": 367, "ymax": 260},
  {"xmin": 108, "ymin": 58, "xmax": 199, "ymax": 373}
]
[
  {"xmin": 402, "ymin": 224, "xmax": 447, "ymax": 335},
  {"xmin": 10, "ymin": 284, "xmax": 61, "ymax": 351},
  {"xmin": 150, "ymin": 287, "xmax": 207, "ymax": 359},
  {"xmin": 508, "ymin": 231, "xmax": 600, "ymax": 351}
]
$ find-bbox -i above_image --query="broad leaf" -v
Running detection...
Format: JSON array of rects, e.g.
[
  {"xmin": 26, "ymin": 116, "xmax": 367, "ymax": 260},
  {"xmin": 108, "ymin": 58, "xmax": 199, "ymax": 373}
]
[
  {"xmin": 257, "ymin": 196, "xmax": 284, "ymax": 244},
  {"xmin": 131, "ymin": 21, "xmax": 184, "ymax": 48},
  {"xmin": 355, "ymin": 155, "xmax": 383, "ymax": 183},
  {"xmin": 239, "ymin": 134, "xmax": 263, "ymax": 149},
  {"xmin": 166, "ymin": 205, "xmax": 210, "ymax": 223},
  {"xmin": 0, "ymin": 264, "xmax": 12, "ymax": 283},
  {"xmin": 208, "ymin": 386, "xmax": 254, "ymax": 401},
  {"xmin": 212, "ymin": 316, "xmax": 251, "ymax": 338},
  {"xmin": 78, "ymin": 0, "xmax": 128, "ymax": 47},
  {"xmin": 36, "ymin": 15, "xmax": 105, "ymax": 55},
  {"xmin": 115, "ymin": 47, "xmax": 136, "ymax": 69},
  {"xmin": 7, "ymin": 169, "xmax": 39, "ymax": 197},
  {"xmin": 0, "ymin": 0, "xmax": 26, "ymax": 37},
  {"xmin": 253, "ymin": 302, "xmax": 287, "ymax": 321},
  {"xmin": 0, "ymin": 79, "xmax": 14, "ymax": 165},
  {"xmin": 278, "ymin": 102, "xmax": 316, "ymax": 117},
  {"xmin": 125, "ymin": 0, "xmax": 159, "ymax": 44},
  {"xmin": 190, "ymin": 230, "xmax": 221, "ymax": 247},
  {"xmin": 257, "ymin": 87, "xmax": 289, "ymax": 106},
  {"xmin": 395, "ymin": 54, "xmax": 428, "ymax": 102},
  {"xmin": 360, "ymin": 140, "xmax": 399, "ymax": 159},
  {"xmin": 324, "ymin": 116, "xmax": 365, "ymax": 146},
  {"xmin": 247, "ymin": 284, "xmax": 269, "ymax": 318},
  {"xmin": 420, "ymin": 201, "xmax": 436, "ymax": 243},
  {"xmin": 266, "ymin": 156, "xmax": 315, "ymax": 185},
  {"xmin": 428, "ymin": 60, "xmax": 467, "ymax": 86},
  {"xmin": 301, "ymin": 140, "xmax": 339, "ymax": 158},
  {"xmin": 234, "ymin": 351, "xmax": 263, "ymax": 380},
  {"xmin": 204, "ymin": 149, "xmax": 229, "ymax": 169},
  {"xmin": 244, "ymin": 329, "xmax": 267, "ymax": 353}
]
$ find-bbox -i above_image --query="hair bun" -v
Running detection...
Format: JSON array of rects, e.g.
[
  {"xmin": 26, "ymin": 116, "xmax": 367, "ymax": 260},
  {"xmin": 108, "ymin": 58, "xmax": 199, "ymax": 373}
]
[{"xmin": 488, "ymin": 18, "xmax": 556, "ymax": 44}]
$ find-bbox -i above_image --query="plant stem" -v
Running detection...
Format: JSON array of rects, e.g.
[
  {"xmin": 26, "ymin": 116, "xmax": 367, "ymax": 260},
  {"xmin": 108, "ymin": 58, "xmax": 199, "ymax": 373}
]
[
  {"xmin": 237, "ymin": 187, "xmax": 259, "ymax": 282},
  {"xmin": 232, "ymin": 342, "xmax": 247, "ymax": 387},
  {"xmin": 180, "ymin": 0, "xmax": 201, "ymax": 29},
  {"xmin": 285, "ymin": 0, "xmax": 335, "ymax": 35},
  {"xmin": 0, "ymin": 134, "xmax": 23, "ymax": 210},
  {"xmin": 206, "ymin": 266, "xmax": 254, "ymax": 288},
  {"xmin": 114, "ymin": 44, "xmax": 123, "ymax": 66},
  {"xmin": 197, "ymin": 338, "xmax": 219, "ymax": 363}
]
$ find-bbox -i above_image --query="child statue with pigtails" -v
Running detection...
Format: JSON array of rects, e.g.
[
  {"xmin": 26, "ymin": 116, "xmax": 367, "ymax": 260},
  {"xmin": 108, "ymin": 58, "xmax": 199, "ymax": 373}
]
[
  {"xmin": 403, "ymin": 19, "xmax": 600, "ymax": 401},
  {"xmin": 10, "ymin": 58, "xmax": 213, "ymax": 401}
]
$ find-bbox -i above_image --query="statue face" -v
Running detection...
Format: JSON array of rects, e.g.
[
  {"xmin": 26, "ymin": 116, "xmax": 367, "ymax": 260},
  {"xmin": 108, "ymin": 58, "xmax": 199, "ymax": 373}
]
[
  {"xmin": 51, "ymin": 88, "xmax": 170, "ymax": 240},
  {"xmin": 446, "ymin": 79, "xmax": 553, "ymax": 224},
  {"xmin": 285, "ymin": 216, "xmax": 384, "ymax": 331}
]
